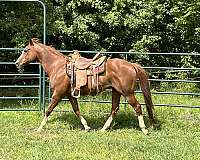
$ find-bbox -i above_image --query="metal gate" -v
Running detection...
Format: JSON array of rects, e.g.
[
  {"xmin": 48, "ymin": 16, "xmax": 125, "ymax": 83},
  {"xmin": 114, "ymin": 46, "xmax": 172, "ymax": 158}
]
[{"xmin": 0, "ymin": 0, "xmax": 46, "ymax": 111}]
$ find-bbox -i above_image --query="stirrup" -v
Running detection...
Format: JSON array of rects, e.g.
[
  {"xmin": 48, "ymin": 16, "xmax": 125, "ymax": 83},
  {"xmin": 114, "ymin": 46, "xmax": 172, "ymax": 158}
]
[{"xmin": 72, "ymin": 88, "xmax": 81, "ymax": 98}]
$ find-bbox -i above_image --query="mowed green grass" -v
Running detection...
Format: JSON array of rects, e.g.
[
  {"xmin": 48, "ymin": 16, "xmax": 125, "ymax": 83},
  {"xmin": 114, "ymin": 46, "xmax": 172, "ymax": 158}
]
[{"xmin": 0, "ymin": 95, "xmax": 200, "ymax": 160}]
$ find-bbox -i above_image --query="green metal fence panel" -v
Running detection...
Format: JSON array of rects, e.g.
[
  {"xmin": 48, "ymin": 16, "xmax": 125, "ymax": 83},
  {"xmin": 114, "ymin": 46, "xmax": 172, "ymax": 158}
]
[
  {"xmin": 0, "ymin": 60, "xmax": 41, "ymax": 111},
  {"xmin": 1, "ymin": 51, "xmax": 200, "ymax": 110},
  {"xmin": 0, "ymin": 0, "xmax": 46, "ymax": 111}
]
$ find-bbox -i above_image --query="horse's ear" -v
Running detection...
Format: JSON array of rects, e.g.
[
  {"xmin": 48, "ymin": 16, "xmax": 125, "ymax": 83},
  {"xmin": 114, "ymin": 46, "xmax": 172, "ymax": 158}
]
[{"xmin": 29, "ymin": 39, "xmax": 34, "ymax": 46}]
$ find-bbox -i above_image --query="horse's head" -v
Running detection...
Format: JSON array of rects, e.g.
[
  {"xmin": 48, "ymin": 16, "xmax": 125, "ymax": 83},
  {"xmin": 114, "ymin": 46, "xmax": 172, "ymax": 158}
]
[{"xmin": 15, "ymin": 38, "xmax": 39, "ymax": 69}]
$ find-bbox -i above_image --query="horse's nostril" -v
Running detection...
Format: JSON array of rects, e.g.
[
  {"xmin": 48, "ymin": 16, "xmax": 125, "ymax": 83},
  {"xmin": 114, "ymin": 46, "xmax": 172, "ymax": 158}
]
[{"xmin": 15, "ymin": 61, "xmax": 19, "ymax": 67}]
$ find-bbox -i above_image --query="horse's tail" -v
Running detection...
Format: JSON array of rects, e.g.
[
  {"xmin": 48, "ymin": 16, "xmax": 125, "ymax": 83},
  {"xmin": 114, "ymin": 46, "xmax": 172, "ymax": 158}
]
[{"xmin": 133, "ymin": 63, "xmax": 155, "ymax": 124}]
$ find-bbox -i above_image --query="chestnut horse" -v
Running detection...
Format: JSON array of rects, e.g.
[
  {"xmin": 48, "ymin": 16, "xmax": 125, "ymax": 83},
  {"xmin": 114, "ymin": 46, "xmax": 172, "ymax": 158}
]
[{"xmin": 15, "ymin": 38, "xmax": 155, "ymax": 134}]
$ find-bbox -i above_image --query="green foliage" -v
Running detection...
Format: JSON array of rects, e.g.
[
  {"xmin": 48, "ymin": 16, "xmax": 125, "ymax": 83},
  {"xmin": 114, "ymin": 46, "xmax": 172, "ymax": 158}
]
[
  {"xmin": 1, "ymin": 0, "xmax": 200, "ymax": 52},
  {"xmin": 0, "ymin": 2, "xmax": 44, "ymax": 48}
]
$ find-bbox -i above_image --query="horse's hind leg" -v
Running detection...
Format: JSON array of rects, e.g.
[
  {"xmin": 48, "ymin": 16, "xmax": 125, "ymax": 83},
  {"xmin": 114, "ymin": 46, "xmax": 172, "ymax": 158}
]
[
  {"xmin": 127, "ymin": 94, "xmax": 148, "ymax": 135},
  {"xmin": 101, "ymin": 88, "xmax": 121, "ymax": 132},
  {"xmin": 37, "ymin": 95, "xmax": 60, "ymax": 132},
  {"xmin": 68, "ymin": 95, "xmax": 91, "ymax": 131}
]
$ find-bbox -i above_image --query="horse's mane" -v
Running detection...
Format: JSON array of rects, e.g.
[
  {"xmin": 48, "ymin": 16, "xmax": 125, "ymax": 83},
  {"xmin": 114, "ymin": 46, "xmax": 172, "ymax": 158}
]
[
  {"xmin": 32, "ymin": 38, "xmax": 66, "ymax": 59},
  {"xmin": 45, "ymin": 45, "xmax": 66, "ymax": 58},
  {"xmin": 31, "ymin": 38, "xmax": 40, "ymax": 44}
]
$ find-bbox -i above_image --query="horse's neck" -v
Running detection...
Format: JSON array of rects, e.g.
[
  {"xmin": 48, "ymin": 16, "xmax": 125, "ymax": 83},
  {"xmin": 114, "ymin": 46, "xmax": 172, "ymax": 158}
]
[{"xmin": 36, "ymin": 47, "xmax": 65, "ymax": 77}]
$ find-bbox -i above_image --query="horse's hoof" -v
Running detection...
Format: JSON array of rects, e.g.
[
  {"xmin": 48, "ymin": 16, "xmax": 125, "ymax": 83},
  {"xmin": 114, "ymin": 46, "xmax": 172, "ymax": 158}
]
[
  {"xmin": 36, "ymin": 128, "xmax": 43, "ymax": 132},
  {"xmin": 142, "ymin": 128, "xmax": 148, "ymax": 135},
  {"xmin": 85, "ymin": 127, "xmax": 91, "ymax": 132},
  {"xmin": 100, "ymin": 128, "xmax": 106, "ymax": 132},
  {"xmin": 151, "ymin": 123, "xmax": 160, "ymax": 130}
]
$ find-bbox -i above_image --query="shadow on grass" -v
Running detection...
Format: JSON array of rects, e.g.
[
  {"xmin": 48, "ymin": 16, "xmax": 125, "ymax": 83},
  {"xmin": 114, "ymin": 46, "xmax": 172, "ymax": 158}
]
[{"xmin": 48, "ymin": 111, "xmax": 161, "ymax": 131}]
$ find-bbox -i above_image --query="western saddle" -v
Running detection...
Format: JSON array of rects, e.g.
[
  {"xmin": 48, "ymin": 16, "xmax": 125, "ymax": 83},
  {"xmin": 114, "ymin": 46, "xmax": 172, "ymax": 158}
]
[{"xmin": 67, "ymin": 51, "xmax": 107, "ymax": 98}]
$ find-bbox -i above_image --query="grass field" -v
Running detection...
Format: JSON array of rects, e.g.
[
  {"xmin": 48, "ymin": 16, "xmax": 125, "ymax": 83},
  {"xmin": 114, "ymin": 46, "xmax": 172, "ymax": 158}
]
[{"xmin": 0, "ymin": 95, "xmax": 200, "ymax": 160}]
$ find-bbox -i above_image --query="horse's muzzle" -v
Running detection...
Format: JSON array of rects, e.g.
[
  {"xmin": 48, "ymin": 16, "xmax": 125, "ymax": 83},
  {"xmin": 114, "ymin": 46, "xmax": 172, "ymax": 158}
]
[
  {"xmin": 15, "ymin": 61, "xmax": 19, "ymax": 67},
  {"xmin": 15, "ymin": 61, "xmax": 24, "ymax": 70},
  {"xmin": 15, "ymin": 61, "xmax": 21, "ymax": 68}
]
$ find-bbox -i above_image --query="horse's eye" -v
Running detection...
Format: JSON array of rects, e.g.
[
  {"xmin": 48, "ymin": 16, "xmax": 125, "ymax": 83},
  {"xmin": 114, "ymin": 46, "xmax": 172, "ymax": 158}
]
[{"xmin": 24, "ymin": 48, "xmax": 30, "ymax": 53}]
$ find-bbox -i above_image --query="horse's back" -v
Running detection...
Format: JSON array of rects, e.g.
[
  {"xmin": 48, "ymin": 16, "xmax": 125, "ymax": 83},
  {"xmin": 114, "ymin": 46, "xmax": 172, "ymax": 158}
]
[{"xmin": 106, "ymin": 58, "xmax": 136, "ymax": 73}]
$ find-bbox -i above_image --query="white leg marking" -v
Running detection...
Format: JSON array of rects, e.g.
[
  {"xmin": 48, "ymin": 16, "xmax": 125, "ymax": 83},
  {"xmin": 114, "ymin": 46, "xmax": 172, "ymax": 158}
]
[
  {"xmin": 138, "ymin": 115, "xmax": 148, "ymax": 135},
  {"xmin": 101, "ymin": 116, "xmax": 113, "ymax": 132},
  {"xmin": 37, "ymin": 116, "xmax": 48, "ymax": 132},
  {"xmin": 80, "ymin": 116, "xmax": 91, "ymax": 131}
]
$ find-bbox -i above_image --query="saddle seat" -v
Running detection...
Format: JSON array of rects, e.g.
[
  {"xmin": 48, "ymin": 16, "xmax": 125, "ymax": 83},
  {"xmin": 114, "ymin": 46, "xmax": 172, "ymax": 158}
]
[{"xmin": 75, "ymin": 53, "xmax": 106, "ymax": 69}]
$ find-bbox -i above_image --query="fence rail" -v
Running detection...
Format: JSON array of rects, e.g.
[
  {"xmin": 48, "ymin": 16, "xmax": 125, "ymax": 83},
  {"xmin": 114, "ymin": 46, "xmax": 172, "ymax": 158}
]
[
  {"xmin": 0, "ymin": 56, "xmax": 42, "ymax": 111},
  {"xmin": 1, "ymin": 50, "xmax": 200, "ymax": 110}
]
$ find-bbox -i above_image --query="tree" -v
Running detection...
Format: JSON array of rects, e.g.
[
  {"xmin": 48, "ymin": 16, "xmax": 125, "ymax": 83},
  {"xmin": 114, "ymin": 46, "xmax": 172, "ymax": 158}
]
[
  {"xmin": 1, "ymin": 0, "xmax": 200, "ymax": 56},
  {"xmin": 0, "ymin": 1, "xmax": 44, "ymax": 48}
]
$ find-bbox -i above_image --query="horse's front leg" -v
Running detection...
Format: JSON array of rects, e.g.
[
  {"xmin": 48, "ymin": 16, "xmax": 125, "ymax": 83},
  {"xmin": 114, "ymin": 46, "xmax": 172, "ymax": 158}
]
[
  {"xmin": 68, "ymin": 95, "xmax": 91, "ymax": 131},
  {"xmin": 37, "ymin": 95, "xmax": 61, "ymax": 132}
]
